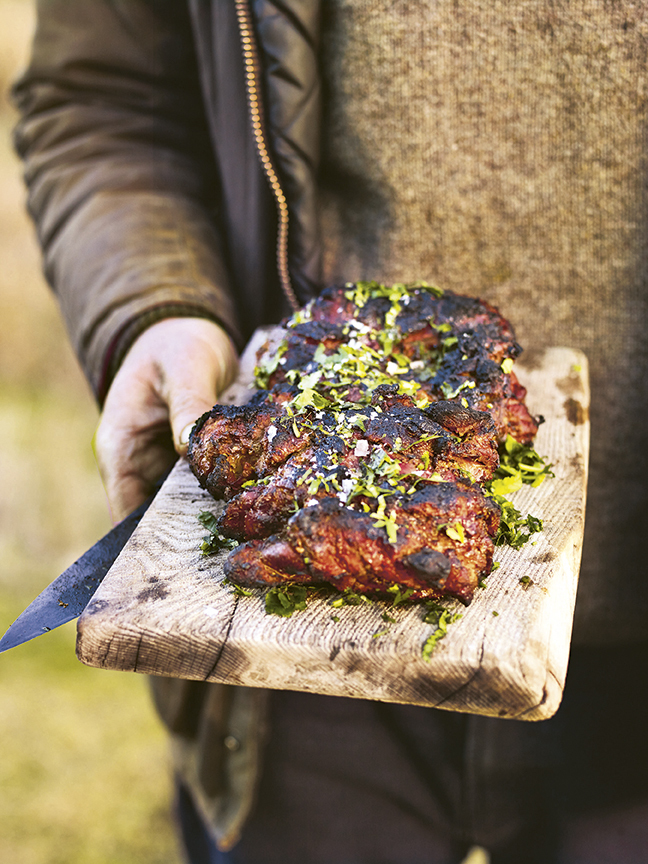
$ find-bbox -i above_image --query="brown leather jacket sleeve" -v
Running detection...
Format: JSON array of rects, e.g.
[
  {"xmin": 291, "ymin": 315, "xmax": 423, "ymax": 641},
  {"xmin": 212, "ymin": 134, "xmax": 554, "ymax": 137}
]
[{"xmin": 13, "ymin": 0, "xmax": 242, "ymax": 402}]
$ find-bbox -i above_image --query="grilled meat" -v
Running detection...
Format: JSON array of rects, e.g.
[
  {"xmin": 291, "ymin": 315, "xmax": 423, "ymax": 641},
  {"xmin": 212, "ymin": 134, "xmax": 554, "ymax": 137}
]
[
  {"xmin": 190, "ymin": 388, "xmax": 498, "ymax": 540},
  {"xmin": 258, "ymin": 283, "xmax": 538, "ymax": 444},
  {"xmin": 188, "ymin": 281, "xmax": 538, "ymax": 605},
  {"xmin": 224, "ymin": 483, "xmax": 500, "ymax": 605}
]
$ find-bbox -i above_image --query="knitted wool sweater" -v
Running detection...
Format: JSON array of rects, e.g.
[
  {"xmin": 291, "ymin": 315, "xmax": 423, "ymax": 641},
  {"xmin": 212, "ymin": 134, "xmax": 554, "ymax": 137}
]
[{"xmin": 318, "ymin": 0, "xmax": 648, "ymax": 643}]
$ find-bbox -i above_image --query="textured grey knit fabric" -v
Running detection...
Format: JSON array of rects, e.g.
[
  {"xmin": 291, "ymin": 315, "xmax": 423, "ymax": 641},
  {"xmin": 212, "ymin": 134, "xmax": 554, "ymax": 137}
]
[{"xmin": 318, "ymin": 1, "xmax": 648, "ymax": 643}]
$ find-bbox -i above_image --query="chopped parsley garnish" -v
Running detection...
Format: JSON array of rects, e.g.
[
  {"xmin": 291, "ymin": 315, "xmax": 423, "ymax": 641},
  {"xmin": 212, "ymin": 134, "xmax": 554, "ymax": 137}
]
[
  {"xmin": 387, "ymin": 585, "xmax": 415, "ymax": 607},
  {"xmin": 222, "ymin": 578, "xmax": 254, "ymax": 598},
  {"xmin": 330, "ymin": 589, "xmax": 371, "ymax": 608},
  {"xmin": 421, "ymin": 602, "xmax": 462, "ymax": 661},
  {"xmin": 485, "ymin": 436, "xmax": 552, "ymax": 549},
  {"xmin": 440, "ymin": 379, "xmax": 476, "ymax": 400},
  {"xmin": 491, "ymin": 496, "xmax": 543, "ymax": 549},
  {"xmin": 491, "ymin": 435, "xmax": 554, "ymax": 492},
  {"xmin": 254, "ymin": 342, "xmax": 287, "ymax": 388},
  {"xmin": 265, "ymin": 584, "xmax": 309, "ymax": 617},
  {"xmin": 198, "ymin": 511, "xmax": 239, "ymax": 555},
  {"xmin": 444, "ymin": 522, "xmax": 466, "ymax": 544}
]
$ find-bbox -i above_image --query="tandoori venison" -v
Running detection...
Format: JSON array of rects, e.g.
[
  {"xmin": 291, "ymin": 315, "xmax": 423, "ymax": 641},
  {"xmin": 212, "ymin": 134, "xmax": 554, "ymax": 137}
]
[{"xmin": 188, "ymin": 282, "xmax": 538, "ymax": 604}]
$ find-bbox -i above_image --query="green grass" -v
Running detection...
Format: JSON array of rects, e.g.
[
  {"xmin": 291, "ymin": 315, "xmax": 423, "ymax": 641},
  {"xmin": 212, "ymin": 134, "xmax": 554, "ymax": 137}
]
[
  {"xmin": 0, "ymin": 595, "xmax": 177, "ymax": 864},
  {"xmin": 0, "ymin": 387, "xmax": 180, "ymax": 864},
  {"xmin": 0, "ymin": 4, "xmax": 180, "ymax": 861}
]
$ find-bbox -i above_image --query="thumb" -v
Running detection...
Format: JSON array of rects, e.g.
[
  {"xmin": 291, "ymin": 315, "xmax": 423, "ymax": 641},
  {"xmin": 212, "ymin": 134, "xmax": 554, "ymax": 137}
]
[
  {"xmin": 160, "ymin": 325, "xmax": 239, "ymax": 454},
  {"xmin": 171, "ymin": 390, "xmax": 219, "ymax": 454}
]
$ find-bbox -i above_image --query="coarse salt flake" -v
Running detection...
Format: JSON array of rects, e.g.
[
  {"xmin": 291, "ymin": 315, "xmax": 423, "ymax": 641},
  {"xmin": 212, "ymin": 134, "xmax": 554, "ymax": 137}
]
[
  {"xmin": 354, "ymin": 439, "xmax": 370, "ymax": 457},
  {"xmin": 267, "ymin": 424, "xmax": 278, "ymax": 443}
]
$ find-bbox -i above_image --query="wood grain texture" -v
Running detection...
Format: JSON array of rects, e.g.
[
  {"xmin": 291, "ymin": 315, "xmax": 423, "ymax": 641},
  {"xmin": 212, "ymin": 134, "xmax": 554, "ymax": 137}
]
[{"xmin": 77, "ymin": 336, "xmax": 589, "ymax": 720}]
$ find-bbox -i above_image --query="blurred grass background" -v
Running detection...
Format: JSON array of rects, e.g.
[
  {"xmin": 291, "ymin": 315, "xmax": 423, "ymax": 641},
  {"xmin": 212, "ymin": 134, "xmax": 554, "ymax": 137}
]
[{"xmin": 0, "ymin": 2, "xmax": 179, "ymax": 861}]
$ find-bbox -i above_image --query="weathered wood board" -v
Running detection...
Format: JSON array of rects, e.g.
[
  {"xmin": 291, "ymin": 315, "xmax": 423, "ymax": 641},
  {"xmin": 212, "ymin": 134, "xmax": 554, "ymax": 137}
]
[{"xmin": 77, "ymin": 336, "xmax": 589, "ymax": 721}]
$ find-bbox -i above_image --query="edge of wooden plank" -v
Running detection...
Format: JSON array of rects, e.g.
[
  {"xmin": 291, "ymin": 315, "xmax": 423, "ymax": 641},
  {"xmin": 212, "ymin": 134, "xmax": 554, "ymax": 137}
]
[{"xmin": 77, "ymin": 345, "xmax": 589, "ymax": 720}]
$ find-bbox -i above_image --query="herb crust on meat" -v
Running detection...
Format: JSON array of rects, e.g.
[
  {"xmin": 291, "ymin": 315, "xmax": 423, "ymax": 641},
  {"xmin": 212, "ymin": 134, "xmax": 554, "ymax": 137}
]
[{"xmin": 188, "ymin": 281, "xmax": 541, "ymax": 605}]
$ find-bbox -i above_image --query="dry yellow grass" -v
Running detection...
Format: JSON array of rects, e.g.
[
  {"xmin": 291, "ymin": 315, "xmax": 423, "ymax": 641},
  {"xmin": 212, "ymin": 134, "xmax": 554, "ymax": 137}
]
[{"xmin": 0, "ymin": 3, "xmax": 178, "ymax": 862}]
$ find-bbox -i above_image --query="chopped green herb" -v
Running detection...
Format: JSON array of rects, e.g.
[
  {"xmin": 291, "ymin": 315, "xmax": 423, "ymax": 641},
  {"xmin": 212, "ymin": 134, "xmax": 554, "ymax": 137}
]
[
  {"xmin": 489, "ymin": 473, "xmax": 524, "ymax": 496},
  {"xmin": 387, "ymin": 585, "xmax": 415, "ymax": 607},
  {"xmin": 491, "ymin": 495, "xmax": 543, "ymax": 549},
  {"xmin": 444, "ymin": 522, "xmax": 466, "ymax": 544},
  {"xmin": 292, "ymin": 388, "xmax": 331, "ymax": 411},
  {"xmin": 254, "ymin": 343, "xmax": 286, "ymax": 388},
  {"xmin": 494, "ymin": 435, "xmax": 554, "ymax": 488},
  {"xmin": 265, "ymin": 584, "xmax": 309, "ymax": 617},
  {"xmin": 198, "ymin": 510, "xmax": 219, "ymax": 534},
  {"xmin": 198, "ymin": 511, "xmax": 239, "ymax": 555},
  {"xmin": 370, "ymin": 495, "xmax": 399, "ymax": 544},
  {"xmin": 440, "ymin": 379, "xmax": 476, "ymax": 400},
  {"xmin": 421, "ymin": 602, "xmax": 462, "ymax": 661},
  {"xmin": 483, "ymin": 436, "xmax": 552, "ymax": 551},
  {"xmin": 330, "ymin": 589, "xmax": 371, "ymax": 608}
]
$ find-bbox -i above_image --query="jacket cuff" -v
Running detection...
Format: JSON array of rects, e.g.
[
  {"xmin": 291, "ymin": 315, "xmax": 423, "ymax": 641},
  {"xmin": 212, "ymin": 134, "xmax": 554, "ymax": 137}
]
[{"xmin": 39, "ymin": 190, "xmax": 243, "ymax": 403}]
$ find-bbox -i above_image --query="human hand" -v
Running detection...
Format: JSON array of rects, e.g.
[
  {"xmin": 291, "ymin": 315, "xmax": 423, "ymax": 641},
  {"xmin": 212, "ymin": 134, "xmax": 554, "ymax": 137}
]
[{"xmin": 93, "ymin": 317, "xmax": 238, "ymax": 523}]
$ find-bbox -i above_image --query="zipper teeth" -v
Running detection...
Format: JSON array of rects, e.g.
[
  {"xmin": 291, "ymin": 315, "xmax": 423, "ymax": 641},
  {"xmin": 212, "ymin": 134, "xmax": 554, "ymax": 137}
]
[{"xmin": 235, "ymin": 0, "xmax": 300, "ymax": 312}]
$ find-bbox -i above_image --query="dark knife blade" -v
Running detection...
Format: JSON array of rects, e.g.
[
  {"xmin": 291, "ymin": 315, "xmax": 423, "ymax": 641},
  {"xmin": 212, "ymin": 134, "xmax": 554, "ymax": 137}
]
[{"xmin": 0, "ymin": 497, "xmax": 151, "ymax": 654}]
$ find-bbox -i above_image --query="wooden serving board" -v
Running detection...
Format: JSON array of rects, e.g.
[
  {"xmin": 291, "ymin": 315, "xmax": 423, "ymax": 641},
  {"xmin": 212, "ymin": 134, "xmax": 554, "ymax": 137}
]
[{"xmin": 76, "ymin": 335, "xmax": 589, "ymax": 721}]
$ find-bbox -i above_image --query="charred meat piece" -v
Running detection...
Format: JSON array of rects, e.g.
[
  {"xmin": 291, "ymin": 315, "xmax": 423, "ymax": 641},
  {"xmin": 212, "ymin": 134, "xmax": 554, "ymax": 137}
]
[
  {"xmin": 188, "ymin": 386, "xmax": 309, "ymax": 499},
  {"xmin": 189, "ymin": 389, "xmax": 499, "ymax": 544},
  {"xmin": 188, "ymin": 281, "xmax": 539, "ymax": 605},
  {"xmin": 224, "ymin": 483, "xmax": 500, "ymax": 605},
  {"xmin": 257, "ymin": 283, "xmax": 538, "ymax": 443},
  {"xmin": 368, "ymin": 387, "xmax": 499, "ymax": 483}
]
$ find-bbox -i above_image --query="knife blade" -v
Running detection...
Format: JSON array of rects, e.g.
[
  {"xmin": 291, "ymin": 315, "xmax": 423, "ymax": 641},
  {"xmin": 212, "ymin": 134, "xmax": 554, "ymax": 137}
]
[{"xmin": 0, "ymin": 496, "xmax": 151, "ymax": 654}]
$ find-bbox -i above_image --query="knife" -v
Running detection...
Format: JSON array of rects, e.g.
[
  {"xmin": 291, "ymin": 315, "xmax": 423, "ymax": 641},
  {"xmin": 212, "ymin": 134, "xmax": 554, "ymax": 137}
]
[{"xmin": 0, "ymin": 496, "xmax": 152, "ymax": 654}]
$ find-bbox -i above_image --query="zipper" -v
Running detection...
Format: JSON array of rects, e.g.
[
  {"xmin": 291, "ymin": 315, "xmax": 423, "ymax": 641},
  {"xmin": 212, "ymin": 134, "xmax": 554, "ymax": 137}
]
[{"xmin": 234, "ymin": 0, "xmax": 300, "ymax": 312}]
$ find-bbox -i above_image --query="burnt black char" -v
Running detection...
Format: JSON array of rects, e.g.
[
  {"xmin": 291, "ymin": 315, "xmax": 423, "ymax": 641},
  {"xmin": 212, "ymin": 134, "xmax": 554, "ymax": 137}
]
[
  {"xmin": 187, "ymin": 284, "xmax": 544, "ymax": 604},
  {"xmin": 264, "ymin": 285, "xmax": 538, "ymax": 444},
  {"xmin": 224, "ymin": 483, "xmax": 500, "ymax": 605}
]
